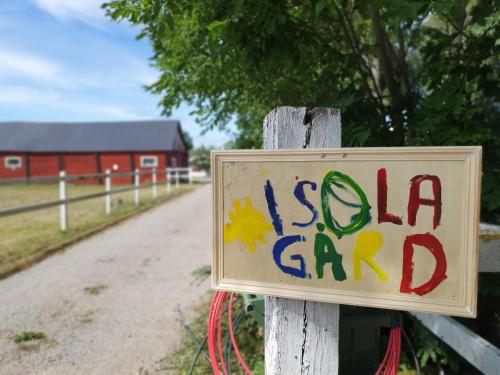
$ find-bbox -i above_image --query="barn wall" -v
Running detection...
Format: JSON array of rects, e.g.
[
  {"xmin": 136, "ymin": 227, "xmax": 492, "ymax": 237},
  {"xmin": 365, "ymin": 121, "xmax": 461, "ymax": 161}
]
[
  {"xmin": 166, "ymin": 150, "xmax": 188, "ymax": 169},
  {"xmin": 0, "ymin": 150, "xmax": 188, "ymax": 184},
  {"xmin": 29, "ymin": 154, "xmax": 60, "ymax": 178},
  {"xmin": 100, "ymin": 153, "xmax": 133, "ymax": 185},
  {"xmin": 0, "ymin": 152, "xmax": 26, "ymax": 179},
  {"xmin": 134, "ymin": 152, "xmax": 168, "ymax": 183},
  {"xmin": 63, "ymin": 153, "xmax": 99, "ymax": 184}
]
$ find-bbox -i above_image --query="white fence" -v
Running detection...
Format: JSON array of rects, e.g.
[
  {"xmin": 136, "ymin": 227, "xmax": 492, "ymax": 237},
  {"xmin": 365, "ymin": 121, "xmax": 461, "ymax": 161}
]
[{"xmin": 0, "ymin": 167, "xmax": 194, "ymax": 231}]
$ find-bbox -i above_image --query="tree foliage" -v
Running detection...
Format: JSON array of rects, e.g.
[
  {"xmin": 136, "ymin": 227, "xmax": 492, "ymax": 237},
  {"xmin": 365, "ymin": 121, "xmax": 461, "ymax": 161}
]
[
  {"xmin": 105, "ymin": 0, "xmax": 499, "ymax": 222},
  {"xmin": 181, "ymin": 129, "xmax": 194, "ymax": 150},
  {"xmin": 190, "ymin": 145, "xmax": 212, "ymax": 171}
]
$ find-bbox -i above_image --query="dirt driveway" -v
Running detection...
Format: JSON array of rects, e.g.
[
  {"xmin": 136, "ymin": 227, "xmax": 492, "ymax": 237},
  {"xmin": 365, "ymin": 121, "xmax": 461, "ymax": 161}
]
[{"xmin": 0, "ymin": 185, "xmax": 212, "ymax": 375}]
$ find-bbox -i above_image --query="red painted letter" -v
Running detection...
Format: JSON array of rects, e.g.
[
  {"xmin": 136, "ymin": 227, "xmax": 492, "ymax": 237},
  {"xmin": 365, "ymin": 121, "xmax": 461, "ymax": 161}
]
[
  {"xmin": 400, "ymin": 233, "xmax": 447, "ymax": 296},
  {"xmin": 407, "ymin": 175, "xmax": 442, "ymax": 229},
  {"xmin": 377, "ymin": 168, "xmax": 402, "ymax": 225}
]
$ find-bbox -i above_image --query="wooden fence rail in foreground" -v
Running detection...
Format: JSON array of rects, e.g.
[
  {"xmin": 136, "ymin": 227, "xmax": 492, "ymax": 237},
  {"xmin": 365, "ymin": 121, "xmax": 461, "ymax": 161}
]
[
  {"xmin": 411, "ymin": 312, "xmax": 500, "ymax": 374},
  {"xmin": 0, "ymin": 167, "xmax": 194, "ymax": 231}
]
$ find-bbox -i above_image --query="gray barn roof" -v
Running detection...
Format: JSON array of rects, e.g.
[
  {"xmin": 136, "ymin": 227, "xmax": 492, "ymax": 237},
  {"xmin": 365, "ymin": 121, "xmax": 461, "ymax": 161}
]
[{"xmin": 0, "ymin": 120, "xmax": 186, "ymax": 152}]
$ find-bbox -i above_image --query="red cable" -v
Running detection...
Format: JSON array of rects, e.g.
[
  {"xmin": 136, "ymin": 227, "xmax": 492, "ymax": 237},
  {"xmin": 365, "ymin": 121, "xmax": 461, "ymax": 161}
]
[
  {"xmin": 383, "ymin": 327, "xmax": 401, "ymax": 375},
  {"xmin": 213, "ymin": 291, "xmax": 226, "ymax": 373},
  {"xmin": 228, "ymin": 292, "xmax": 252, "ymax": 375},
  {"xmin": 376, "ymin": 324, "xmax": 403, "ymax": 375},
  {"xmin": 375, "ymin": 329, "xmax": 393, "ymax": 375},
  {"xmin": 388, "ymin": 329, "xmax": 396, "ymax": 375},
  {"xmin": 208, "ymin": 291, "xmax": 223, "ymax": 375},
  {"xmin": 394, "ymin": 328, "xmax": 401, "ymax": 374},
  {"xmin": 386, "ymin": 330, "xmax": 395, "ymax": 375},
  {"xmin": 217, "ymin": 292, "xmax": 229, "ymax": 375},
  {"xmin": 207, "ymin": 292, "xmax": 218, "ymax": 375},
  {"xmin": 389, "ymin": 329, "xmax": 397, "ymax": 375},
  {"xmin": 391, "ymin": 328, "xmax": 401, "ymax": 375}
]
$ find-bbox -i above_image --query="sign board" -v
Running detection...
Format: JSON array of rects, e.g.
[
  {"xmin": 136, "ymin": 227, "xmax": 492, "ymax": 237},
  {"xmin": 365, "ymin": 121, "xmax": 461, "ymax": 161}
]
[{"xmin": 212, "ymin": 147, "xmax": 482, "ymax": 317}]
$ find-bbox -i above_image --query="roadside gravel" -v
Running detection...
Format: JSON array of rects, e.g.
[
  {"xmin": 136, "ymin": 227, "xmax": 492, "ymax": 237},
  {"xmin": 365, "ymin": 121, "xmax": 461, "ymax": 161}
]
[{"xmin": 0, "ymin": 185, "xmax": 212, "ymax": 375}]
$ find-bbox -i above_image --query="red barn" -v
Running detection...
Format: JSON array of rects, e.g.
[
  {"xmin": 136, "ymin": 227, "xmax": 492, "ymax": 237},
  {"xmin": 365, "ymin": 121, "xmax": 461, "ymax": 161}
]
[{"xmin": 0, "ymin": 120, "xmax": 189, "ymax": 184}]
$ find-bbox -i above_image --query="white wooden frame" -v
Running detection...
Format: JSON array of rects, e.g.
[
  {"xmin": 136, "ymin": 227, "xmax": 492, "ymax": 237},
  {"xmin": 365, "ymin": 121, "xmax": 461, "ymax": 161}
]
[
  {"xmin": 212, "ymin": 146, "xmax": 482, "ymax": 317},
  {"xmin": 140, "ymin": 155, "xmax": 158, "ymax": 168},
  {"xmin": 4, "ymin": 155, "xmax": 22, "ymax": 169}
]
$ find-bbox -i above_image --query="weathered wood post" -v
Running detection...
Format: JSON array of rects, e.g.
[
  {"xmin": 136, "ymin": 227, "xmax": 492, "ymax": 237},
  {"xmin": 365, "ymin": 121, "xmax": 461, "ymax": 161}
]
[
  {"xmin": 176, "ymin": 169, "xmax": 180, "ymax": 189},
  {"xmin": 134, "ymin": 168, "xmax": 140, "ymax": 206},
  {"xmin": 152, "ymin": 168, "xmax": 157, "ymax": 198},
  {"xmin": 105, "ymin": 169, "xmax": 111, "ymax": 215},
  {"xmin": 59, "ymin": 170, "xmax": 68, "ymax": 231},
  {"xmin": 264, "ymin": 107, "xmax": 341, "ymax": 375}
]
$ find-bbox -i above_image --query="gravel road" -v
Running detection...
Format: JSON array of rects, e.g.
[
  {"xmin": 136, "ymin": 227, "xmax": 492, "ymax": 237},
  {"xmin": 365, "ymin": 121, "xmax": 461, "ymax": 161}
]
[{"xmin": 0, "ymin": 185, "xmax": 212, "ymax": 375}]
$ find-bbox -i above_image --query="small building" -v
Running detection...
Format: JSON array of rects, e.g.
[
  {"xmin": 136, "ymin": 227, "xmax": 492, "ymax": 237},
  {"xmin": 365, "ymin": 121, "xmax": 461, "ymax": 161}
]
[{"xmin": 0, "ymin": 120, "xmax": 188, "ymax": 184}]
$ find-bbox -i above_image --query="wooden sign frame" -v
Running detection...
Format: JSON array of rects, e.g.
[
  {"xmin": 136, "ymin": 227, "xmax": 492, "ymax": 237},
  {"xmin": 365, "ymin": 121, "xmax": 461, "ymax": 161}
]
[{"xmin": 212, "ymin": 146, "xmax": 482, "ymax": 317}]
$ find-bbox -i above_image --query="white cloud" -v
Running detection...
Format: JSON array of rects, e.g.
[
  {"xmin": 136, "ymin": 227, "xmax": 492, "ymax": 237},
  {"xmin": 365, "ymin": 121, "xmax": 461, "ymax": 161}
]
[
  {"xmin": 0, "ymin": 50, "xmax": 63, "ymax": 84},
  {"xmin": 0, "ymin": 83, "xmax": 150, "ymax": 120},
  {"xmin": 0, "ymin": 85, "xmax": 60, "ymax": 104},
  {"xmin": 91, "ymin": 104, "xmax": 147, "ymax": 119},
  {"xmin": 33, "ymin": 0, "xmax": 107, "ymax": 28}
]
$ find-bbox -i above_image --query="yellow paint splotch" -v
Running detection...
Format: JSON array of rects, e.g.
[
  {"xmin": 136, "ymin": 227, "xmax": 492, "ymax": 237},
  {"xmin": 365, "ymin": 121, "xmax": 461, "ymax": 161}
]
[
  {"xmin": 353, "ymin": 230, "xmax": 388, "ymax": 281},
  {"xmin": 224, "ymin": 197, "xmax": 274, "ymax": 253}
]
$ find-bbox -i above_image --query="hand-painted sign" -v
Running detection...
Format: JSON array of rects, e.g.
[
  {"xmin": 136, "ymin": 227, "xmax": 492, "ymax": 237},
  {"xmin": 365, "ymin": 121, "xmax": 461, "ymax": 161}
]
[{"xmin": 212, "ymin": 147, "xmax": 482, "ymax": 317}]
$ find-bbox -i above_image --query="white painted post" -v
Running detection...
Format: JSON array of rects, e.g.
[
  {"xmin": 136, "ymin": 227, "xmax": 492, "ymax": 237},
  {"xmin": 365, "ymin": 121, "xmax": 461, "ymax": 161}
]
[
  {"xmin": 152, "ymin": 168, "xmax": 157, "ymax": 198},
  {"xmin": 166, "ymin": 168, "xmax": 171, "ymax": 194},
  {"xmin": 59, "ymin": 170, "xmax": 68, "ymax": 231},
  {"xmin": 134, "ymin": 168, "xmax": 140, "ymax": 206},
  {"xmin": 105, "ymin": 169, "xmax": 111, "ymax": 215},
  {"xmin": 188, "ymin": 167, "xmax": 193, "ymax": 185},
  {"xmin": 175, "ymin": 169, "xmax": 179, "ymax": 189},
  {"xmin": 264, "ymin": 107, "xmax": 341, "ymax": 375}
]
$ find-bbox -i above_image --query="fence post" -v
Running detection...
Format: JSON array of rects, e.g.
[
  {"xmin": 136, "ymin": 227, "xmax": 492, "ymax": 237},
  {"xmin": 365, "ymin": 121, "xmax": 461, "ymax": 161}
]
[
  {"xmin": 175, "ymin": 169, "xmax": 180, "ymax": 188},
  {"xmin": 134, "ymin": 168, "xmax": 140, "ymax": 206},
  {"xmin": 152, "ymin": 168, "xmax": 157, "ymax": 198},
  {"xmin": 188, "ymin": 167, "xmax": 193, "ymax": 185},
  {"xmin": 166, "ymin": 168, "xmax": 171, "ymax": 194},
  {"xmin": 59, "ymin": 170, "xmax": 68, "ymax": 231},
  {"xmin": 264, "ymin": 107, "xmax": 341, "ymax": 375},
  {"xmin": 105, "ymin": 169, "xmax": 111, "ymax": 214}
]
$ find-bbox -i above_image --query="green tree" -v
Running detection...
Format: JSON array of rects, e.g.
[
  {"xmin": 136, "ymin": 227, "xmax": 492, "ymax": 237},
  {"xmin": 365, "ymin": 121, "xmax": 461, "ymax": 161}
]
[
  {"xmin": 104, "ymin": 0, "xmax": 499, "ymax": 222},
  {"xmin": 182, "ymin": 129, "xmax": 194, "ymax": 150},
  {"xmin": 190, "ymin": 145, "xmax": 212, "ymax": 171}
]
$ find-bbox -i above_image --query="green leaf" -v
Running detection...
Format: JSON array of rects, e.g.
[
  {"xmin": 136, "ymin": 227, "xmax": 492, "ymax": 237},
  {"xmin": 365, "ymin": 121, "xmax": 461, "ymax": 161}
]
[
  {"xmin": 315, "ymin": 0, "xmax": 330, "ymax": 15},
  {"xmin": 207, "ymin": 19, "xmax": 227, "ymax": 32}
]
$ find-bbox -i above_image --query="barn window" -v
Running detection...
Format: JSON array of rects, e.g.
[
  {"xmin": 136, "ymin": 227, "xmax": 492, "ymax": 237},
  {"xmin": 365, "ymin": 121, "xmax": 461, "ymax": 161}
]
[
  {"xmin": 4, "ymin": 156, "xmax": 22, "ymax": 169},
  {"xmin": 140, "ymin": 155, "xmax": 158, "ymax": 168}
]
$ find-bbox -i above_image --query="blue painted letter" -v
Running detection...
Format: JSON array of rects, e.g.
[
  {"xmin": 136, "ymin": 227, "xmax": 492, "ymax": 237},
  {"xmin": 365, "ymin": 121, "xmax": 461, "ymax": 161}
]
[
  {"xmin": 265, "ymin": 180, "xmax": 283, "ymax": 235},
  {"xmin": 272, "ymin": 235, "xmax": 307, "ymax": 278},
  {"xmin": 292, "ymin": 180, "xmax": 318, "ymax": 227}
]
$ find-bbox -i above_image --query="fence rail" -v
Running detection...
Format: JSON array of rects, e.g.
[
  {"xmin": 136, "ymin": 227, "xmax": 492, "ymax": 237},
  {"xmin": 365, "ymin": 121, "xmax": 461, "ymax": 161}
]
[
  {"xmin": 0, "ymin": 167, "xmax": 195, "ymax": 230},
  {"xmin": 0, "ymin": 168, "xmax": 191, "ymax": 185}
]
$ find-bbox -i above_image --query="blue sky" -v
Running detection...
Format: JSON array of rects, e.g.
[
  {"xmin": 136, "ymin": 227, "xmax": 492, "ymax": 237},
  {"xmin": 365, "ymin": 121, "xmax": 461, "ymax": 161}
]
[{"xmin": 0, "ymin": 0, "xmax": 233, "ymax": 147}]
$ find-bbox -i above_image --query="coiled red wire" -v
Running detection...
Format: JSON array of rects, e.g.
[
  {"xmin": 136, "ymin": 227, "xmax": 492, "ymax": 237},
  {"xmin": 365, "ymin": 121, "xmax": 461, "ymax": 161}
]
[
  {"xmin": 208, "ymin": 291, "xmax": 251, "ymax": 375},
  {"xmin": 208, "ymin": 290, "xmax": 401, "ymax": 375}
]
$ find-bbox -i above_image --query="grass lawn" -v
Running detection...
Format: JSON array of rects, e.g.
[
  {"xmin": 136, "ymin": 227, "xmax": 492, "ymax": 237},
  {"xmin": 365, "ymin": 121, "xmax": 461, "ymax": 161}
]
[{"xmin": 0, "ymin": 182, "xmax": 197, "ymax": 279}]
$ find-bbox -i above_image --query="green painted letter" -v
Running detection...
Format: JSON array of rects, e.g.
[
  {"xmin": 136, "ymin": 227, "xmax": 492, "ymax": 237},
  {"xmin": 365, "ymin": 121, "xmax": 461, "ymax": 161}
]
[
  {"xmin": 321, "ymin": 170, "xmax": 371, "ymax": 238},
  {"xmin": 314, "ymin": 223, "xmax": 347, "ymax": 281}
]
